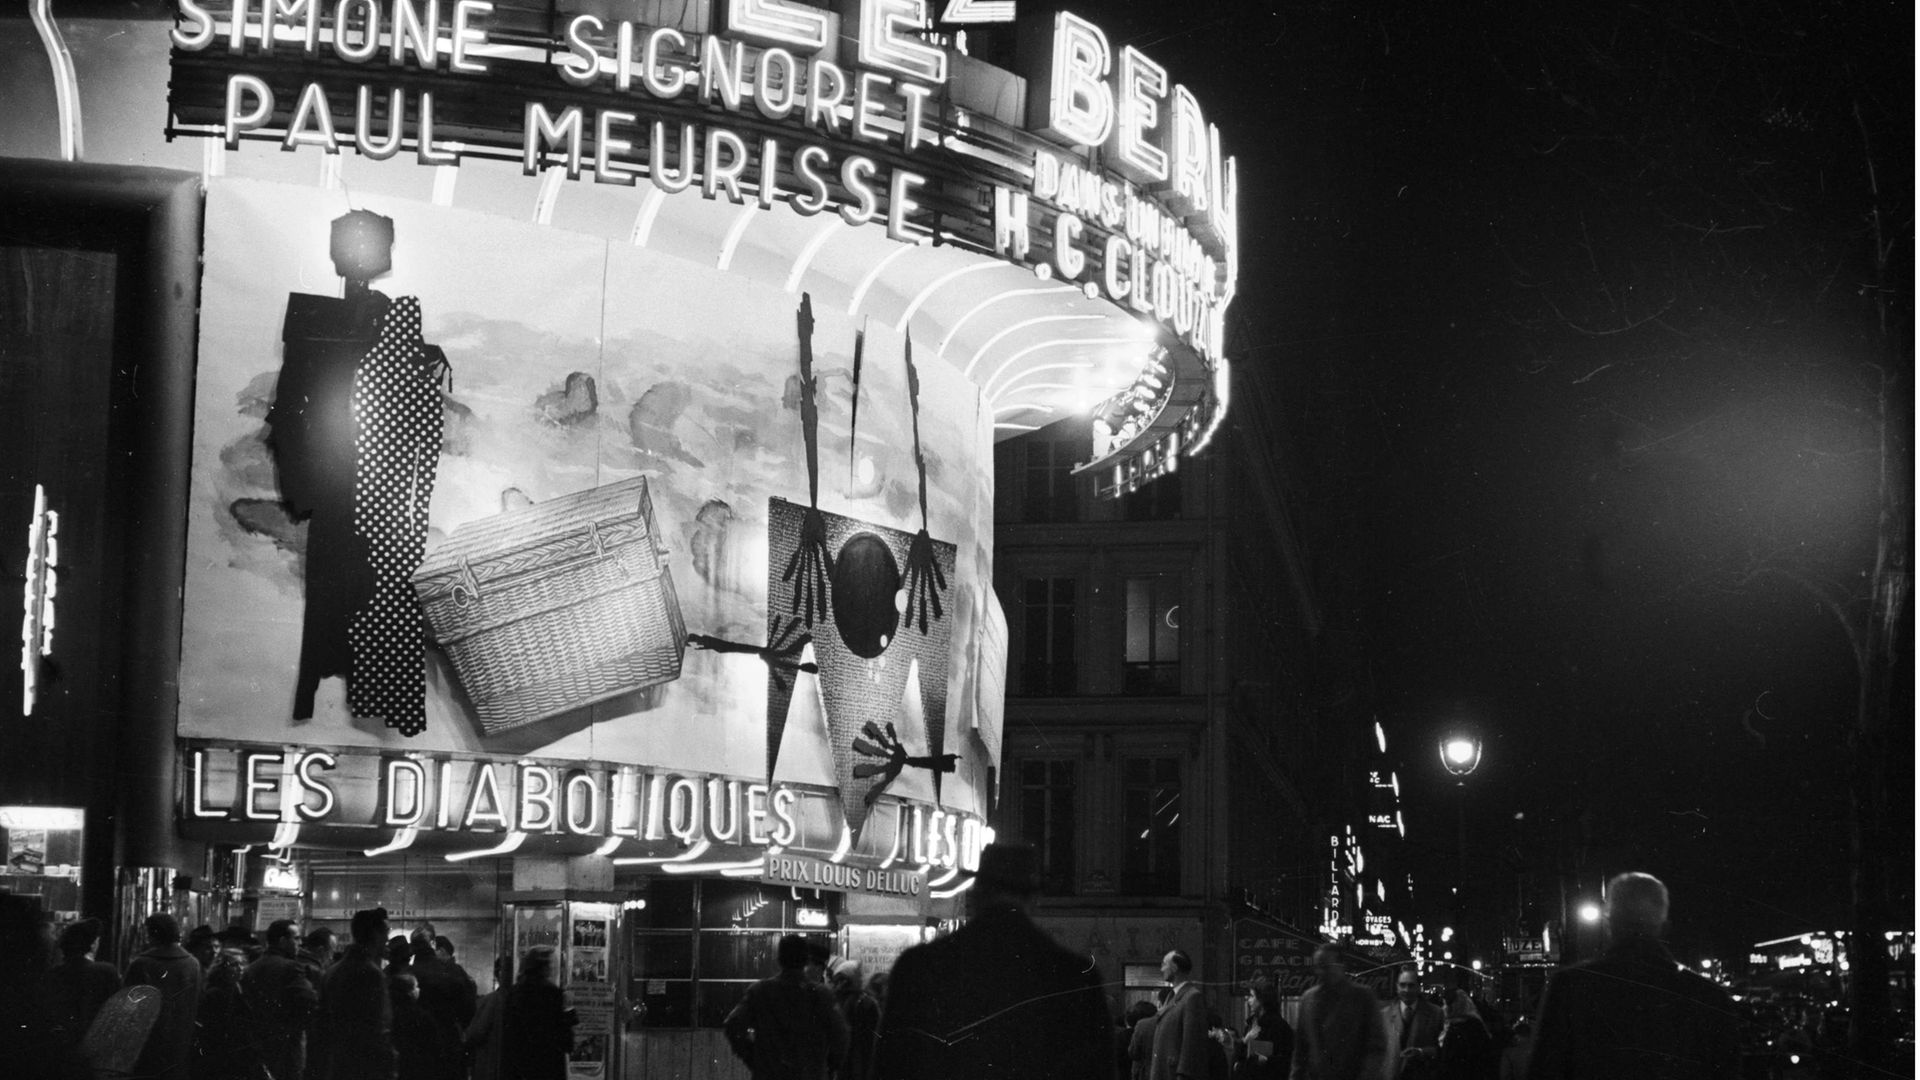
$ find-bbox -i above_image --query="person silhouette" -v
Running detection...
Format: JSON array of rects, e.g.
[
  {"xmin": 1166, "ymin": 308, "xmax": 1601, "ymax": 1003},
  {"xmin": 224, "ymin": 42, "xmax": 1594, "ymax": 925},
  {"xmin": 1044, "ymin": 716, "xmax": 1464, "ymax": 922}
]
[
  {"xmin": 1525, "ymin": 872, "xmax": 1740, "ymax": 1080},
  {"xmin": 268, "ymin": 210, "xmax": 447, "ymax": 735}
]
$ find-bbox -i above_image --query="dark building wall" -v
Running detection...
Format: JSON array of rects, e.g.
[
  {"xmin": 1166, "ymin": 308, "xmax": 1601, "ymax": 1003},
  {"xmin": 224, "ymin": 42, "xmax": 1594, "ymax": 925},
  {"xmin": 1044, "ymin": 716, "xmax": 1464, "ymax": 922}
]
[
  {"xmin": 990, "ymin": 399, "xmax": 1339, "ymax": 1010},
  {"xmin": 1, "ymin": 162, "xmax": 205, "ymax": 920}
]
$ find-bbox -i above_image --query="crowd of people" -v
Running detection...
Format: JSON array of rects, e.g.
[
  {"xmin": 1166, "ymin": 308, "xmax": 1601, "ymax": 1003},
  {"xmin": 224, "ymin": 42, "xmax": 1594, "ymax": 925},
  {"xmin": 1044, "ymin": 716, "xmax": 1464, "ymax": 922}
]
[
  {"xmin": 726, "ymin": 846, "xmax": 1287, "ymax": 1080},
  {"xmin": 1, "ymin": 857, "xmax": 1741, "ymax": 1080},
  {"xmin": 0, "ymin": 897, "xmax": 573, "ymax": 1080},
  {"xmin": 723, "ymin": 860, "xmax": 1739, "ymax": 1080},
  {"xmin": 1257, "ymin": 870, "xmax": 1737, "ymax": 1080}
]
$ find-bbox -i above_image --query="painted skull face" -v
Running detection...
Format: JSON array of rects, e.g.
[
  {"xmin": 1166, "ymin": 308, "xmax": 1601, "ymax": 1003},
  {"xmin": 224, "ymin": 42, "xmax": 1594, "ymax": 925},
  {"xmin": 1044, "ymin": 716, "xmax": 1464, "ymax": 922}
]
[
  {"xmin": 764, "ymin": 500, "xmax": 956, "ymax": 838},
  {"xmin": 831, "ymin": 533, "xmax": 901, "ymax": 659}
]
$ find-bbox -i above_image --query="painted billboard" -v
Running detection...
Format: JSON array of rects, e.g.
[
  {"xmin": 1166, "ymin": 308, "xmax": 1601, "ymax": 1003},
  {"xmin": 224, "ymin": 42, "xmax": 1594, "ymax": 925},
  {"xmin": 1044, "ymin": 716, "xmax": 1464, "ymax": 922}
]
[
  {"xmin": 4, "ymin": 0, "xmax": 1250, "ymax": 891},
  {"xmin": 177, "ymin": 179, "xmax": 999, "ymax": 860}
]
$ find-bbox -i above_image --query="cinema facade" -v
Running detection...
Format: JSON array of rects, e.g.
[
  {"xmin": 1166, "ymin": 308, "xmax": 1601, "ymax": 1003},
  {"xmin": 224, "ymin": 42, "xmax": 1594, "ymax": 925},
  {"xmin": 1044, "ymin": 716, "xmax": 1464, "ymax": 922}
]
[{"xmin": 1, "ymin": 0, "xmax": 1236, "ymax": 1072}]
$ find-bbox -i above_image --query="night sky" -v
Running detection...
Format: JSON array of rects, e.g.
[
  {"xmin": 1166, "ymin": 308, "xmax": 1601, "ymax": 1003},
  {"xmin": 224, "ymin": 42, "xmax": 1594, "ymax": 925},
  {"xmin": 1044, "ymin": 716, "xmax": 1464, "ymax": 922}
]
[{"xmin": 1065, "ymin": 0, "xmax": 1914, "ymax": 961}]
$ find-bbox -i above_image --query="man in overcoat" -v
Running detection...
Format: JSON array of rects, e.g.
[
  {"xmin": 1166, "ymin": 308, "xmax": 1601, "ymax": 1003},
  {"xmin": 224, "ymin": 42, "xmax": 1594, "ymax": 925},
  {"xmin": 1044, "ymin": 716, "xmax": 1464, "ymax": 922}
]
[
  {"xmin": 1380, "ymin": 966, "xmax": 1442, "ymax": 1078},
  {"xmin": 724, "ymin": 933, "xmax": 849, "ymax": 1080},
  {"xmin": 1525, "ymin": 872, "xmax": 1739, "ymax": 1080},
  {"xmin": 123, "ymin": 912, "xmax": 204, "ymax": 1080},
  {"xmin": 49, "ymin": 918, "xmax": 120, "ymax": 1048},
  {"xmin": 1150, "ymin": 951, "xmax": 1210, "ymax": 1080},
  {"xmin": 1288, "ymin": 944, "xmax": 1386, "ymax": 1080},
  {"xmin": 874, "ymin": 843, "xmax": 1113, "ymax": 1080},
  {"xmin": 318, "ymin": 907, "xmax": 397, "ymax": 1080},
  {"xmin": 243, "ymin": 919, "xmax": 318, "ymax": 1080}
]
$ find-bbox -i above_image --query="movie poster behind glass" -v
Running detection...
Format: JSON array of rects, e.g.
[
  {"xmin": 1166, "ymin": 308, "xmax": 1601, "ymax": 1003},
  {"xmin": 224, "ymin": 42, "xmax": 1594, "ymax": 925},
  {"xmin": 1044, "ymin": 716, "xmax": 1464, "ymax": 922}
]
[
  {"xmin": 514, "ymin": 905, "xmax": 563, "ymax": 961},
  {"xmin": 567, "ymin": 903, "xmax": 615, "ymax": 1079},
  {"xmin": 177, "ymin": 180, "xmax": 998, "ymax": 833},
  {"xmin": 7, "ymin": 829, "xmax": 45, "ymax": 875}
]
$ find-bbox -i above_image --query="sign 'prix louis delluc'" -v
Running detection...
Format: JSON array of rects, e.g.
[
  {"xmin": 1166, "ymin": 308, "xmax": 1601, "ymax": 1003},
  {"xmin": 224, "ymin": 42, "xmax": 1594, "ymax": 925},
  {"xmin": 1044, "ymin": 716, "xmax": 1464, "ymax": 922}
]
[{"xmin": 168, "ymin": 0, "xmax": 1239, "ymax": 359}]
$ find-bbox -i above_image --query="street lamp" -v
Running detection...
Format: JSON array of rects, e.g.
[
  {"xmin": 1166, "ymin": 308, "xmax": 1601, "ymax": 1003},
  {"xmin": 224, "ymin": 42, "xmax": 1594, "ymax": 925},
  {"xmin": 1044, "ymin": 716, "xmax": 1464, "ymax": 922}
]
[
  {"xmin": 1439, "ymin": 733, "xmax": 1483, "ymax": 776},
  {"xmin": 1438, "ymin": 729, "xmax": 1482, "ymax": 958}
]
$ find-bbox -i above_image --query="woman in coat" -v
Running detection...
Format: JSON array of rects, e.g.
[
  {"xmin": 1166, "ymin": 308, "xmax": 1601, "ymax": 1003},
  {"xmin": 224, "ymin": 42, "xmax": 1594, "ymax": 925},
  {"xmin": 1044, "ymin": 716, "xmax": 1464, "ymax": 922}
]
[
  {"xmin": 1230, "ymin": 976, "xmax": 1291, "ymax": 1080},
  {"xmin": 1435, "ymin": 991, "xmax": 1494, "ymax": 1080},
  {"xmin": 501, "ymin": 946, "xmax": 574, "ymax": 1080}
]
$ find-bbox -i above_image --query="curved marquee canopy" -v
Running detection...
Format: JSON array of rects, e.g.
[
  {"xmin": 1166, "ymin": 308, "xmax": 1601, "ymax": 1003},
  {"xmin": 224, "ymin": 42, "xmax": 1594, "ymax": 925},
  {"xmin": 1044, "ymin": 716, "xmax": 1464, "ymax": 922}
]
[{"xmin": 8, "ymin": 0, "xmax": 1241, "ymax": 487}]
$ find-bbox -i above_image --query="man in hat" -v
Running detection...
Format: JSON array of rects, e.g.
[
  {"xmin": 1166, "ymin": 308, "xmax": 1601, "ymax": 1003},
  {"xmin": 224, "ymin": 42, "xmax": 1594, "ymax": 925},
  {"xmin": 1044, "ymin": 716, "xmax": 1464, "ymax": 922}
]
[
  {"xmin": 1525, "ymin": 872, "xmax": 1739, "ymax": 1079},
  {"xmin": 874, "ymin": 842, "xmax": 1113, "ymax": 1080},
  {"xmin": 124, "ymin": 912, "xmax": 205, "ymax": 1080}
]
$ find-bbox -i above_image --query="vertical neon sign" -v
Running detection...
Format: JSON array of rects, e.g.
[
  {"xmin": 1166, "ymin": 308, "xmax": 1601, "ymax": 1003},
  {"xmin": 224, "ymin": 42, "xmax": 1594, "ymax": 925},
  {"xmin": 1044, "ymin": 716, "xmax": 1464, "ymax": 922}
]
[{"xmin": 19, "ymin": 484, "xmax": 57, "ymax": 716}]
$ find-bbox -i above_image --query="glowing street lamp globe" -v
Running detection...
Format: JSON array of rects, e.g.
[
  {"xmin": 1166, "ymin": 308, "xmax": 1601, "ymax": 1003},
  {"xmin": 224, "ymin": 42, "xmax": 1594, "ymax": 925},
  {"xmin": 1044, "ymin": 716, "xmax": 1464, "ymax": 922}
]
[{"xmin": 1439, "ymin": 733, "xmax": 1483, "ymax": 777}]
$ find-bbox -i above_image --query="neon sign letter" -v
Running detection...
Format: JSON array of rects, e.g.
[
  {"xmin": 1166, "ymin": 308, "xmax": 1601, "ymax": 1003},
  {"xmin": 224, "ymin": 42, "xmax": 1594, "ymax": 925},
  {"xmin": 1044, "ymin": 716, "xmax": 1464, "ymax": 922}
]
[
  {"xmin": 1111, "ymin": 46, "xmax": 1168, "ymax": 183},
  {"xmin": 723, "ymin": 0, "xmax": 830, "ymax": 52},
  {"xmin": 1034, "ymin": 12, "xmax": 1111, "ymax": 147},
  {"xmin": 853, "ymin": 0, "xmax": 946, "ymax": 85}
]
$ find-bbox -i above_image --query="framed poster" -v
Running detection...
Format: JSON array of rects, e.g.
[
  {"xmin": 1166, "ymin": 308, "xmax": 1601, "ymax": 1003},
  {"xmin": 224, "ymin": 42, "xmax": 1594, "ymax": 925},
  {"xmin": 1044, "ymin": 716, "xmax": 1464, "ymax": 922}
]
[
  {"xmin": 567, "ymin": 902, "xmax": 616, "ymax": 1080},
  {"xmin": 513, "ymin": 904, "xmax": 564, "ymax": 969}
]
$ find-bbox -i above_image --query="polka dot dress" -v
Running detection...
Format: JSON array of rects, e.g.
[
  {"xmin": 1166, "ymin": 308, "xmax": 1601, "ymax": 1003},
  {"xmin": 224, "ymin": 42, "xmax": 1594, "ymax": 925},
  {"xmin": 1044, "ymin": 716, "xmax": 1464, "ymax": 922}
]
[{"xmin": 348, "ymin": 295, "xmax": 444, "ymax": 736}]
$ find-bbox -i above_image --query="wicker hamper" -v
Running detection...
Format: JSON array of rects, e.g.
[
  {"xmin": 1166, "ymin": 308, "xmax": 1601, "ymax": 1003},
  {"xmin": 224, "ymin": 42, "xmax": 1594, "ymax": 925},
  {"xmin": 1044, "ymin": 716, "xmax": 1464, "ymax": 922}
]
[{"xmin": 411, "ymin": 476, "xmax": 686, "ymax": 735}]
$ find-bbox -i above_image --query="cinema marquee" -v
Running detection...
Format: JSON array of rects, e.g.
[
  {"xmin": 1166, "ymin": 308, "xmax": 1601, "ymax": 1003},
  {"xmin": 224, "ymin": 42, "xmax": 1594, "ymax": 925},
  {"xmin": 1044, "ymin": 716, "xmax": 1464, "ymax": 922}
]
[{"xmin": 1, "ymin": 1, "xmax": 1245, "ymax": 1070}]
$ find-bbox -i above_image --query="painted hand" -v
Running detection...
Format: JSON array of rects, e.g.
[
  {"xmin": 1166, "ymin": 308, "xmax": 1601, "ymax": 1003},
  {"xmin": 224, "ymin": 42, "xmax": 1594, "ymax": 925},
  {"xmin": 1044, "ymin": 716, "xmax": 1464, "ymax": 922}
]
[
  {"xmin": 783, "ymin": 506, "xmax": 834, "ymax": 627},
  {"xmin": 851, "ymin": 721, "xmax": 958, "ymax": 805},
  {"xmin": 901, "ymin": 527, "xmax": 946, "ymax": 633},
  {"xmin": 686, "ymin": 618, "xmax": 817, "ymax": 691}
]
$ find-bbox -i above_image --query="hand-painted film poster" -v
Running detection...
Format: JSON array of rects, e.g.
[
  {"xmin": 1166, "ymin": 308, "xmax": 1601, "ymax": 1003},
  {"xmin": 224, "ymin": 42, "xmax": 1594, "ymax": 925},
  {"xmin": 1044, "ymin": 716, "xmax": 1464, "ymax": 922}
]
[
  {"xmin": 567, "ymin": 904, "xmax": 615, "ymax": 1080},
  {"xmin": 178, "ymin": 179, "xmax": 1001, "ymax": 836}
]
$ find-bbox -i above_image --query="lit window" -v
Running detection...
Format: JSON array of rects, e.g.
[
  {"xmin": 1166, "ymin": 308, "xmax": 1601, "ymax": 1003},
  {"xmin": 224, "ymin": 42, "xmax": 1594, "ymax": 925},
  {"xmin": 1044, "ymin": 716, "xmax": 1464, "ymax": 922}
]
[{"xmin": 1123, "ymin": 577, "xmax": 1180, "ymax": 695}]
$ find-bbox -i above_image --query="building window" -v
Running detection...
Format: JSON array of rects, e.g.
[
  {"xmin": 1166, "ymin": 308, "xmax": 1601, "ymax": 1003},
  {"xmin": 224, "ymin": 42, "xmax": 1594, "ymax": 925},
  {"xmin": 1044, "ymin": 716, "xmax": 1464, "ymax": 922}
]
[
  {"xmin": 1018, "ymin": 759, "xmax": 1077, "ymax": 896},
  {"xmin": 1123, "ymin": 577, "xmax": 1181, "ymax": 695},
  {"xmin": 1022, "ymin": 440, "xmax": 1080, "ymax": 522},
  {"xmin": 1021, "ymin": 577, "xmax": 1077, "ymax": 695},
  {"xmin": 1123, "ymin": 962, "xmax": 1169, "ymax": 1015},
  {"xmin": 1122, "ymin": 757, "xmax": 1182, "ymax": 896},
  {"xmin": 624, "ymin": 879, "xmax": 832, "ymax": 1028}
]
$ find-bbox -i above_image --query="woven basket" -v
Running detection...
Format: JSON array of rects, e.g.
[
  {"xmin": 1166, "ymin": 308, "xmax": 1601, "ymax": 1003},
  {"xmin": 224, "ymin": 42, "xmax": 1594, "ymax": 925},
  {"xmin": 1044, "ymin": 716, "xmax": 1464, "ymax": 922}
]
[{"xmin": 411, "ymin": 477, "xmax": 686, "ymax": 734}]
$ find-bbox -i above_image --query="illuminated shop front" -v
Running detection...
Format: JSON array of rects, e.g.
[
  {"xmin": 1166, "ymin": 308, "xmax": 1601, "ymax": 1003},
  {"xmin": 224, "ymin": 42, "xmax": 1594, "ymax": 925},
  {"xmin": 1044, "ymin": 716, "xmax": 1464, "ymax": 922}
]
[
  {"xmin": 4, "ymin": 0, "xmax": 1239, "ymax": 1072},
  {"xmin": 1747, "ymin": 930, "xmax": 1916, "ymax": 1001}
]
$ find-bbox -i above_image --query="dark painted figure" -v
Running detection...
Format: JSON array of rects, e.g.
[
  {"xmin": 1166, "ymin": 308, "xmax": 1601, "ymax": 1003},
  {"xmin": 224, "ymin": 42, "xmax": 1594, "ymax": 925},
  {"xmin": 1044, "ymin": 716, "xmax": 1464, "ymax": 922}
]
[{"xmin": 267, "ymin": 210, "xmax": 447, "ymax": 735}]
